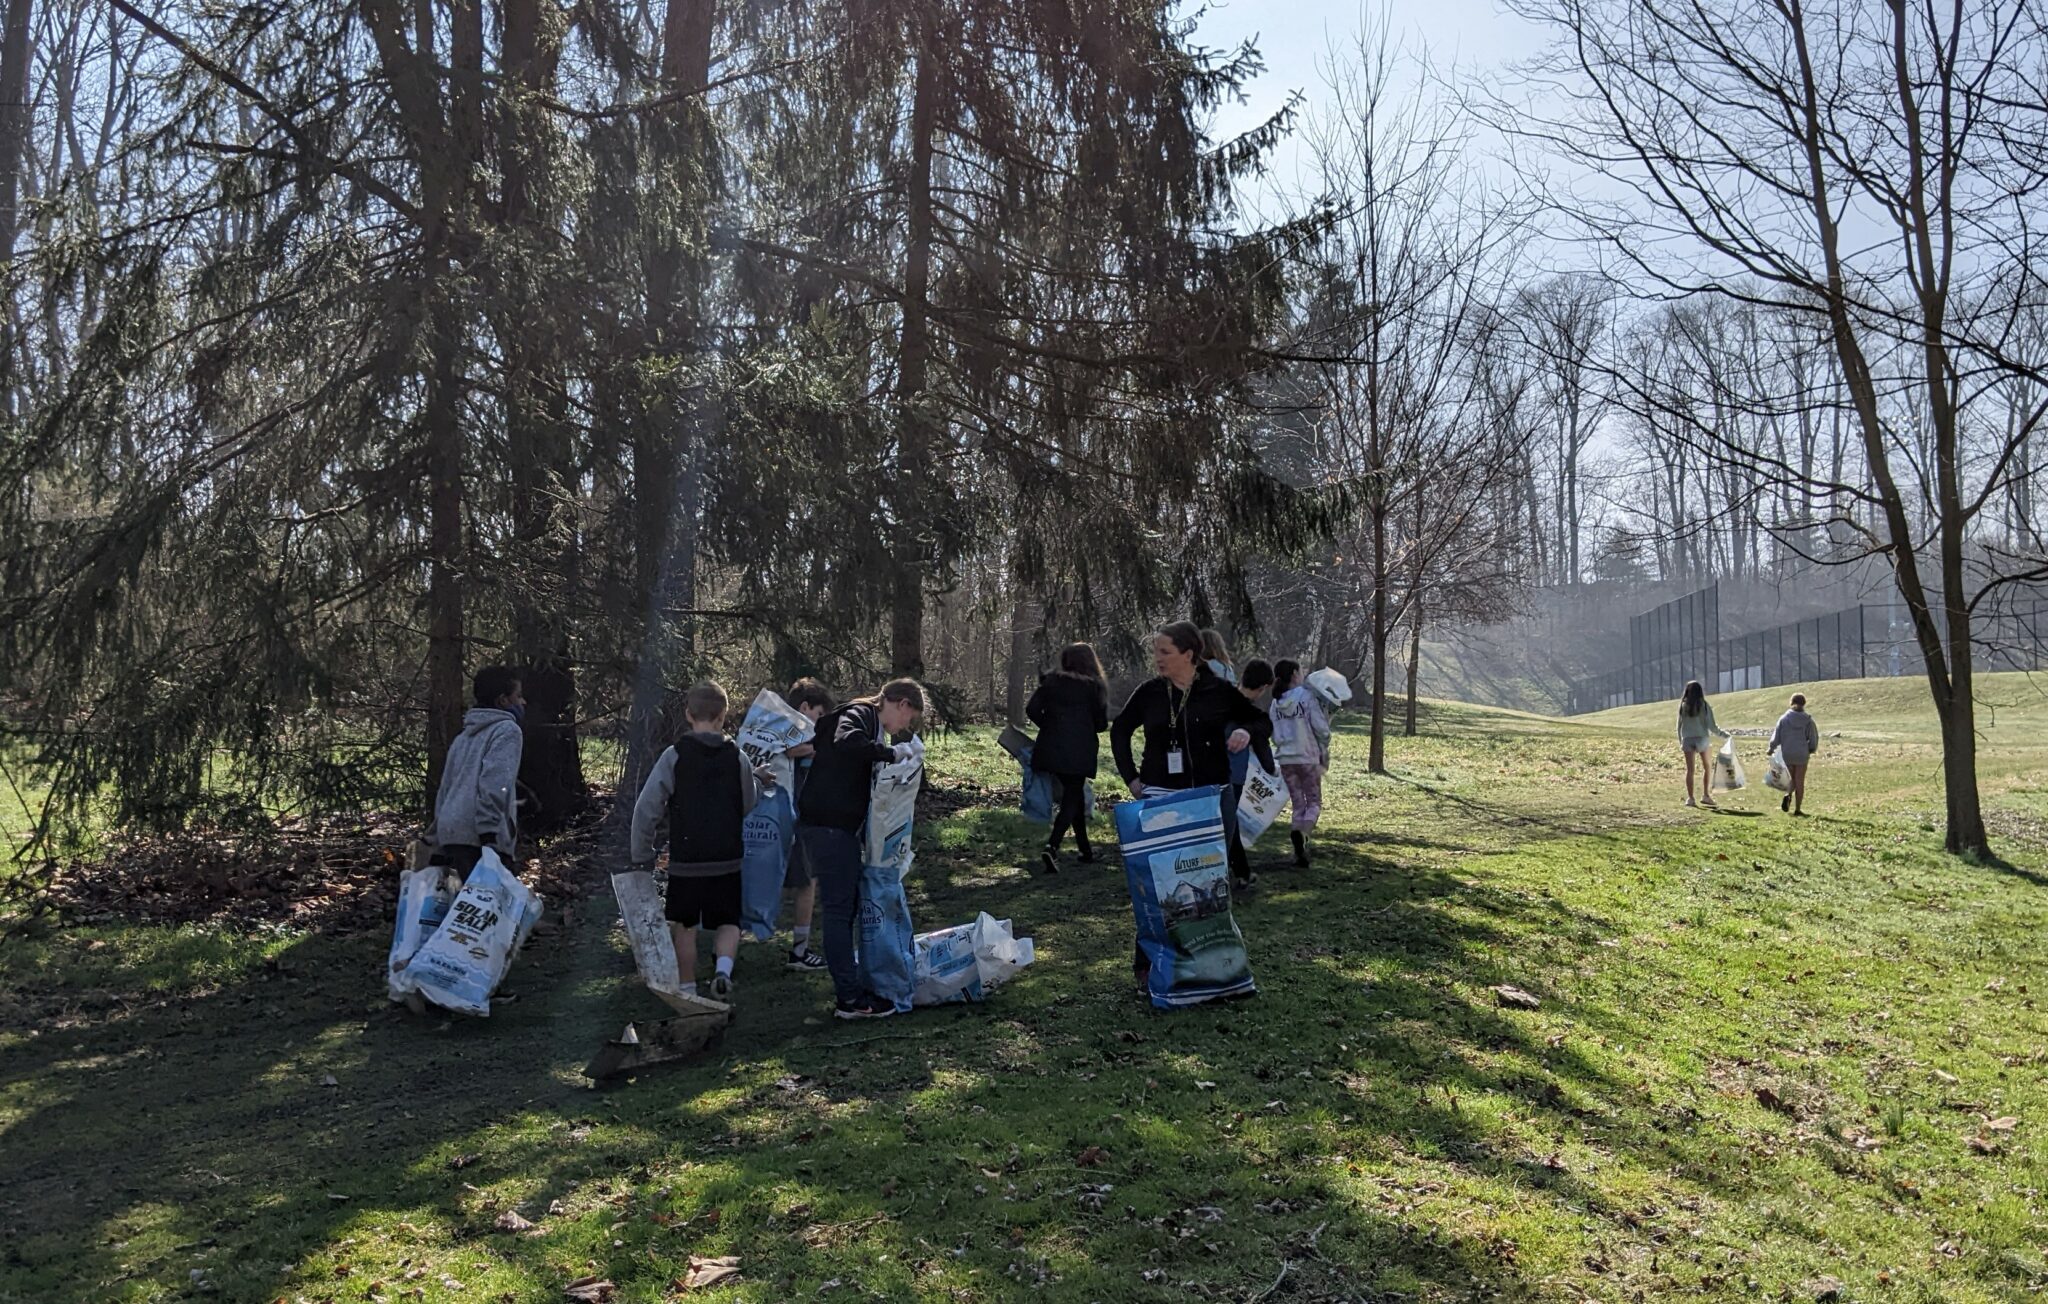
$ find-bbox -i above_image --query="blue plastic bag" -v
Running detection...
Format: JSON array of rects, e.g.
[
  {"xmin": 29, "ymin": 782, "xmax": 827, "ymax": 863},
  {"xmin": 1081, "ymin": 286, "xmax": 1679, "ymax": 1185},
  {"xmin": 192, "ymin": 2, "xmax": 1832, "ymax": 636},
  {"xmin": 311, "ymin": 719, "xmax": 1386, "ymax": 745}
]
[
  {"xmin": 740, "ymin": 785, "xmax": 796, "ymax": 940},
  {"xmin": 857, "ymin": 863, "xmax": 917, "ymax": 1013},
  {"xmin": 1115, "ymin": 786, "xmax": 1256, "ymax": 1009},
  {"xmin": 1016, "ymin": 741, "xmax": 1094, "ymax": 824}
]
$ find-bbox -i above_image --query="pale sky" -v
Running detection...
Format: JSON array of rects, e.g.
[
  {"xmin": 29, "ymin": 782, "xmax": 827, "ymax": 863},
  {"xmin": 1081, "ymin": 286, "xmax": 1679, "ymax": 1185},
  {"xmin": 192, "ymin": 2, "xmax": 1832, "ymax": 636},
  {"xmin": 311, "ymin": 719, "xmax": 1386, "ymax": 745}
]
[{"xmin": 1189, "ymin": 0, "xmax": 1555, "ymax": 221}]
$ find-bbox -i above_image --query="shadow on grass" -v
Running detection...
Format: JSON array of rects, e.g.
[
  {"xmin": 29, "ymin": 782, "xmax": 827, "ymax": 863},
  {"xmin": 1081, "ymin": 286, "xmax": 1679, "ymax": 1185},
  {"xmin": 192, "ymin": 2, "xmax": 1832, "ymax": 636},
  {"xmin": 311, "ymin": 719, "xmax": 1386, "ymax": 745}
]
[{"xmin": 0, "ymin": 782, "xmax": 1910, "ymax": 1301}]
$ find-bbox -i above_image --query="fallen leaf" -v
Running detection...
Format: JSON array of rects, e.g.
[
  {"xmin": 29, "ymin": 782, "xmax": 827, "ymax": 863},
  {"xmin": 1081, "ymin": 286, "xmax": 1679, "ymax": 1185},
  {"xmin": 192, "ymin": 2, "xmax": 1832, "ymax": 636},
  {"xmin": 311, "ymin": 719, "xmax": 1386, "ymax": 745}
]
[
  {"xmin": 1076, "ymin": 1146, "xmax": 1108, "ymax": 1168},
  {"xmin": 320, "ymin": 1074, "xmax": 339, "ymax": 1088},
  {"xmin": 1985, "ymin": 1115, "xmax": 2019, "ymax": 1132},
  {"xmin": 680, "ymin": 1256, "xmax": 741, "ymax": 1291},
  {"xmin": 1808, "ymin": 1275, "xmax": 1844, "ymax": 1301},
  {"xmin": 1492, "ymin": 985, "xmax": 1541, "ymax": 1010},
  {"xmin": 493, "ymin": 1211, "xmax": 534, "ymax": 1233},
  {"xmin": 561, "ymin": 1277, "xmax": 614, "ymax": 1303},
  {"xmin": 448, "ymin": 1153, "xmax": 481, "ymax": 1170},
  {"xmin": 1933, "ymin": 1069, "xmax": 1959, "ymax": 1085},
  {"xmin": 1194, "ymin": 1080, "xmax": 1217, "ymax": 1091},
  {"xmin": 1967, "ymin": 1134, "xmax": 2001, "ymax": 1154}
]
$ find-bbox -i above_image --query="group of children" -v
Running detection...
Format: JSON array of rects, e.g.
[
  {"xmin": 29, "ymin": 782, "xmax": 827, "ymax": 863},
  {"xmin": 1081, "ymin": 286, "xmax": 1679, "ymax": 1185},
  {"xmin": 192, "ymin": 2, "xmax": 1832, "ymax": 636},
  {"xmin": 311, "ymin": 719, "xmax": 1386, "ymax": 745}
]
[
  {"xmin": 1677, "ymin": 680, "xmax": 1822, "ymax": 815},
  {"xmin": 624, "ymin": 675, "xmax": 926, "ymax": 1020},
  {"xmin": 425, "ymin": 666, "xmax": 926, "ymax": 1021},
  {"xmin": 1026, "ymin": 626, "xmax": 1337, "ymax": 883}
]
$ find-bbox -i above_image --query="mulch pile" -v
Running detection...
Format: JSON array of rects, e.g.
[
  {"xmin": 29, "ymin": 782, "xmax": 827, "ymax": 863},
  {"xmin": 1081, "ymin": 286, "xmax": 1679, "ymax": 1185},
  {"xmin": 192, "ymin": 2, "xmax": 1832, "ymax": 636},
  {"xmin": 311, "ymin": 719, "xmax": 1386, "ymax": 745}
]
[
  {"xmin": 19, "ymin": 775, "xmax": 1012, "ymax": 934},
  {"xmin": 26, "ymin": 799, "xmax": 620, "ymax": 935}
]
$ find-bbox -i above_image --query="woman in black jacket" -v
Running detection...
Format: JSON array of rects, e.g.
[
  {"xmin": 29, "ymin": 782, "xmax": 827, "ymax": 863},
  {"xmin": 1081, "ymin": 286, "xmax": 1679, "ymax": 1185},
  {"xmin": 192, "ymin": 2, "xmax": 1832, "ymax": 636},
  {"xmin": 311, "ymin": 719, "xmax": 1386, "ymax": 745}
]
[
  {"xmin": 1026, "ymin": 642, "xmax": 1109, "ymax": 872},
  {"xmin": 1110, "ymin": 620, "xmax": 1273, "ymax": 887}
]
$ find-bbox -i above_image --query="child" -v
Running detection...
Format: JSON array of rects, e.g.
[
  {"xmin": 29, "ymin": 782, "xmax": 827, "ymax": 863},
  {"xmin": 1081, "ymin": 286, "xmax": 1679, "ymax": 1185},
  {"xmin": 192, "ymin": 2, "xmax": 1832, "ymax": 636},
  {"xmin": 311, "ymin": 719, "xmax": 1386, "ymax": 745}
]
[
  {"xmin": 796, "ymin": 679, "xmax": 924, "ymax": 1020},
  {"xmin": 1677, "ymin": 680, "xmax": 1731, "ymax": 808},
  {"xmin": 1269, "ymin": 660, "xmax": 1331, "ymax": 868},
  {"xmin": 630, "ymin": 681, "xmax": 758, "ymax": 1001},
  {"xmin": 780, "ymin": 678, "xmax": 835, "ymax": 971},
  {"xmin": 1200, "ymin": 628, "xmax": 1237, "ymax": 685},
  {"xmin": 1769, "ymin": 692, "xmax": 1820, "ymax": 816},
  {"xmin": 1026, "ymin": 643, "xmax": 1109, "ymax": 872},
  {"xmin": 424, "ymin": 664, "xmax": 526, "ymax": 880},
  {"xmin": 1231, "ymin": 656, "xmax": 1277, "ymax": 836}
]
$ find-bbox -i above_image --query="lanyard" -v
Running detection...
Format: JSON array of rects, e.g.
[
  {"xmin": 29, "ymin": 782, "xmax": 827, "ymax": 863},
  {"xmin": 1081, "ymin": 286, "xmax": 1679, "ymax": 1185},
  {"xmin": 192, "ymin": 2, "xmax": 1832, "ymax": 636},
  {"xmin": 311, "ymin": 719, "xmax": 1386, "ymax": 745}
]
[{"xmin": 1165, "ymin": 679, "xmax": 1190, "ymax": 750}]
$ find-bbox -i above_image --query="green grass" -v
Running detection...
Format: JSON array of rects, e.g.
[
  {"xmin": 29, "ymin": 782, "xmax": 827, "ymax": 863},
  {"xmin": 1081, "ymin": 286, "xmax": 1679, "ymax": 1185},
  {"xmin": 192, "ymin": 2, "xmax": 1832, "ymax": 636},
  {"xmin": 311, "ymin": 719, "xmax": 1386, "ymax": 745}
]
[{"xmin": 6, "ymin": 681, "xmax": 2048, "ymax": 1301}]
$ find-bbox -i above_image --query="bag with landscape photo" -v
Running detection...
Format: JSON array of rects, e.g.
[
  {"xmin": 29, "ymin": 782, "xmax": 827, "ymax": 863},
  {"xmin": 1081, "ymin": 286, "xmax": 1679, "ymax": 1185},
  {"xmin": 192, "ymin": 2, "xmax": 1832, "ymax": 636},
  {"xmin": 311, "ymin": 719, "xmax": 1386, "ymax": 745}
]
[{"xmin": 1115, "ymin": 786, "xmax": 1256, "ymax": 1010}]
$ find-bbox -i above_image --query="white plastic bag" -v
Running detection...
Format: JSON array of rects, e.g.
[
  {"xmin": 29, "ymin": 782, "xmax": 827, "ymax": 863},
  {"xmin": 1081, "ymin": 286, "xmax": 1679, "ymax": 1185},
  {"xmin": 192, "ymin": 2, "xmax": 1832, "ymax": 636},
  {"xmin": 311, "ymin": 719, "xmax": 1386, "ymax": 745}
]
[
  {"xmin": 736, "ymin": 689, "xmax": 815, "ymax": 794},
  {"xmin": 1305, "ymin": 667, "xmax": 1353, "ymax": 708},
  {"xmin": 610, "ymin": 868, "xmax": 712, "ymax": 1014},
  {"xmin": 865, "ymin": 737, "xmax": 924, "ymax": 879},
  {"xmin": 1235, "ymin": 763, "xmax": 1288, "ymax": 848},
  {"xmin": 386, "ymin": 865, "xmax": 454, "ymax": 1002},
  {"xmin": 912, "ymin": 912, "xmax": 1037, "ymax": 1006},
  {"xmin": 1715, "ymin": 736, "xmax": 1747, "ymax": 791},
  {"xmin": 1764, "ymin": 748, "xmax": 1792, "ymax": 792},
  {"xmin": 405, "ymin": 848, "xmax": 541, "ymax": 1017}
]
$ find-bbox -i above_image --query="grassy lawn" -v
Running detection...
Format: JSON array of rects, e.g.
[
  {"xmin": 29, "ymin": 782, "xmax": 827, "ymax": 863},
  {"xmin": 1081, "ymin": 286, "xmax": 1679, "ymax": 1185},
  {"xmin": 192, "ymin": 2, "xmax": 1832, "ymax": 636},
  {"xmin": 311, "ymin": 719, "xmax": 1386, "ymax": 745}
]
[{"xmin": 5, "ymin": 675, "xmax": 2048, "ymax": 1301}]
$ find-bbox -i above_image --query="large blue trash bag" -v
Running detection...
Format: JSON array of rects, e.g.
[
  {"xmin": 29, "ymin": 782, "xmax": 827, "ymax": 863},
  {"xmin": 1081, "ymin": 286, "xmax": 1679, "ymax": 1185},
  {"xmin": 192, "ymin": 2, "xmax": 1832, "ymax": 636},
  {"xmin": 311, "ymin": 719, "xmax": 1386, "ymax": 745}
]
[
  {"xmin": 1115, "ymin": 785, "xmax": 1256, "ymax": 1009},
  {"xmin": 857, "ymin": 742, "xmax": 923, "ymax": 1013},
  {"xmin": 1016, "ymin": 741, "xmax": 1094, "ymax": 824},
  {"xmin": 857, "ymin": 863, "xmax": 917, "ymax": 1013},
  {"xmin": 740, "ymin": 784, "xmax": 796, "ymax": 940}
]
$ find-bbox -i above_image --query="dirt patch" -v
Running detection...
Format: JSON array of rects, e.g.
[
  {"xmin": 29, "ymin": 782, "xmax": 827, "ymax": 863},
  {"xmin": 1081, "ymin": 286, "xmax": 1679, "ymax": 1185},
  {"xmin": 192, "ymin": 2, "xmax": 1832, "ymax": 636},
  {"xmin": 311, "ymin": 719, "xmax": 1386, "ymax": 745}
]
[{"xmin": 16, "ymin": 800, "xmax": 618, "ymax": 934}]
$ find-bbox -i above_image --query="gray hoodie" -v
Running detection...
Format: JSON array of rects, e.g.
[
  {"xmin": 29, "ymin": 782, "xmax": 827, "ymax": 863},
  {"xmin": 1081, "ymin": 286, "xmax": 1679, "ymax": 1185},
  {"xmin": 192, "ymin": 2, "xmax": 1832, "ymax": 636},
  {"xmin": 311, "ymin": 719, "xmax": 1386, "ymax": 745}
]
[
  {"xmin": 1768, "ymin": 708, "xmax": 1820, "ymax": 765},
  {"xmin": 426, "ymin": 707, "xmax": 523, "ymax": 852}
]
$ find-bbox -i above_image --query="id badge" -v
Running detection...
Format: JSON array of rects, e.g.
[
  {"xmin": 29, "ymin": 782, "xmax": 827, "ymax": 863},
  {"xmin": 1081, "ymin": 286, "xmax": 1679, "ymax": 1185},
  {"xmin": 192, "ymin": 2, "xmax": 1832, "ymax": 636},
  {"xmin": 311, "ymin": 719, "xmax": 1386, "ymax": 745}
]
[{"xmin": 1166, "ymin": 748, "xmax": 1185, "ymax": 776}]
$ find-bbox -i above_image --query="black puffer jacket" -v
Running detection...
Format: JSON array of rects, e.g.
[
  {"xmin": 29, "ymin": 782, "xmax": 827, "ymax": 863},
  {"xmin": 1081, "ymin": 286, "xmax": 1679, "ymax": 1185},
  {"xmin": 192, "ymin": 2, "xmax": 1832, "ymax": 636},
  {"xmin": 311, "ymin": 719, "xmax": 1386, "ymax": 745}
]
[{"xmin": 1025, "ymin": 671, "xmax": 1108, "ymax": 777}]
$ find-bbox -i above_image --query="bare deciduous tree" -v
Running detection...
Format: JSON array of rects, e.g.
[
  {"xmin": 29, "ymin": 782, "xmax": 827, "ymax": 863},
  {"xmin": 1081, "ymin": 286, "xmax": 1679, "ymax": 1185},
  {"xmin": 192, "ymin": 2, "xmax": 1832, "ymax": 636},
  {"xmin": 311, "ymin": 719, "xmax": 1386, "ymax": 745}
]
[{"xmin": 1510, "ymin": 0, "xmax": 2048, "ymax": 856}]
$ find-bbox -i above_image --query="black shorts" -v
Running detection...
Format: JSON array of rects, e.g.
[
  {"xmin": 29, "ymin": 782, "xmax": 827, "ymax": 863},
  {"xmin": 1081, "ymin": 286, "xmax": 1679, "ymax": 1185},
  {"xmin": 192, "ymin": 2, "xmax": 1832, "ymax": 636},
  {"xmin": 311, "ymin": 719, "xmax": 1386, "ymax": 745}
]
[
  {"xmin": 783, "ymin": 833, "xmax": 813, "ymax": 889},
  {"xmin": 664, "ymin": 871, "xmax": 742, "ymax": 929}
]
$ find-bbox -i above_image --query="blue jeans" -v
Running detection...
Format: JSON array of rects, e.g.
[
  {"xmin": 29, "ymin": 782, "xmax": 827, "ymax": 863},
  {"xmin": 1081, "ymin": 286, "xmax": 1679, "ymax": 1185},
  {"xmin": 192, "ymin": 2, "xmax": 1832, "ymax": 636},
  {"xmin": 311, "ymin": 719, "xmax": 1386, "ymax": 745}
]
[{"xmin": 798, "ymin": 824, "xmax": 865, "ymax": 1004}]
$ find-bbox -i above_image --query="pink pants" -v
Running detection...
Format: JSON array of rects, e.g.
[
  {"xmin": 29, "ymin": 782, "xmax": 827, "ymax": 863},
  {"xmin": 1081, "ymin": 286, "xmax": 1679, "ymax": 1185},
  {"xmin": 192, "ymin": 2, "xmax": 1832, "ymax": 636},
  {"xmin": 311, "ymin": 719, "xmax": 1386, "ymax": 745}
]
[{"xmin": 1281, "ymin": 763, "xmax": 1323, "ymax": 830}]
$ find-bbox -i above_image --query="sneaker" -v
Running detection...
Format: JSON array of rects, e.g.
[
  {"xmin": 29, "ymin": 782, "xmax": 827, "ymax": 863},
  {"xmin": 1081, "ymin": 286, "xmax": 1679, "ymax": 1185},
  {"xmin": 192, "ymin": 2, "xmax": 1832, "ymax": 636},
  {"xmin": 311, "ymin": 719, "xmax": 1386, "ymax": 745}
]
[
  {"xmin": 786, "ymin": 946, "xmax": 826, "ymax": 972},
  {"xmin": 1076, "ymin": 847, "xmax": 1096, "ymax": 864},
  {"xmin": 1781, "ymin": 793, "xmax": 1792, "ymax": 812},
  {"xmin": 1039, "ymin": 850, "xmax": 1059, "ymax": 876},
  {"xmin": 834, "ymin": 994, "xmax": 896, "ymax": 1021},
  {"xmin": 708, "ymin": 972, "xmax": 733, "ymax": 1001},
  {"xmin": 1684, "ymin": 796, "xmax": 1697, "ymax": 808}
]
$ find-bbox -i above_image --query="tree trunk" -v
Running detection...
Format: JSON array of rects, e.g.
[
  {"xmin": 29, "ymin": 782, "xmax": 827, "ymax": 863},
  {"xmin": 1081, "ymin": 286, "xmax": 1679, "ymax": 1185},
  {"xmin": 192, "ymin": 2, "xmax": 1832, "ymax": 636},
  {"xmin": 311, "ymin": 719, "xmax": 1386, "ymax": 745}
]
[
  {"xmin": 0, "ymin": 0, "xmax": 32, "ymax": 408},
  {"xmin": 890, "ymin": 25, "xmax": 940, "ymax": 680},
  {"xmin": 500, "ymin": 0, "xmax": 585, "ymax": 830},
  {"xmin": 1005, "ymin": 592, "xmax": 1032, "ymax": 726},
  {"xmin": 1368, "ymin": 493, "xmax": 1389, "ymax": 774},
  {"xmin": 1404, "ymin": 595, "xmax": 1422, "ymax": 737},
  {"xmin": 621, "ymin": 0, "xmax": 715, "ymax": 813},
  {"xmin": 423, "ymin": 298, "xmax": 466, "ymax": 809}
]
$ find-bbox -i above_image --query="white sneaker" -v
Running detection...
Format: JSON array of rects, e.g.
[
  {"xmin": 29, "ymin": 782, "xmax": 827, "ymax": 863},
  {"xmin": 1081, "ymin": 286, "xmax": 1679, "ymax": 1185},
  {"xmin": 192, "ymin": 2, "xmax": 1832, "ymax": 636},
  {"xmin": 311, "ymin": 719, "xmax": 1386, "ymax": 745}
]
[
  {"xmin": 708, "ymin": 972, "xmax": 733, "ymax": 1000},
  {"xmin": 1684, "ymin": 796, "xmax": 1697, "ymax": 807}
]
